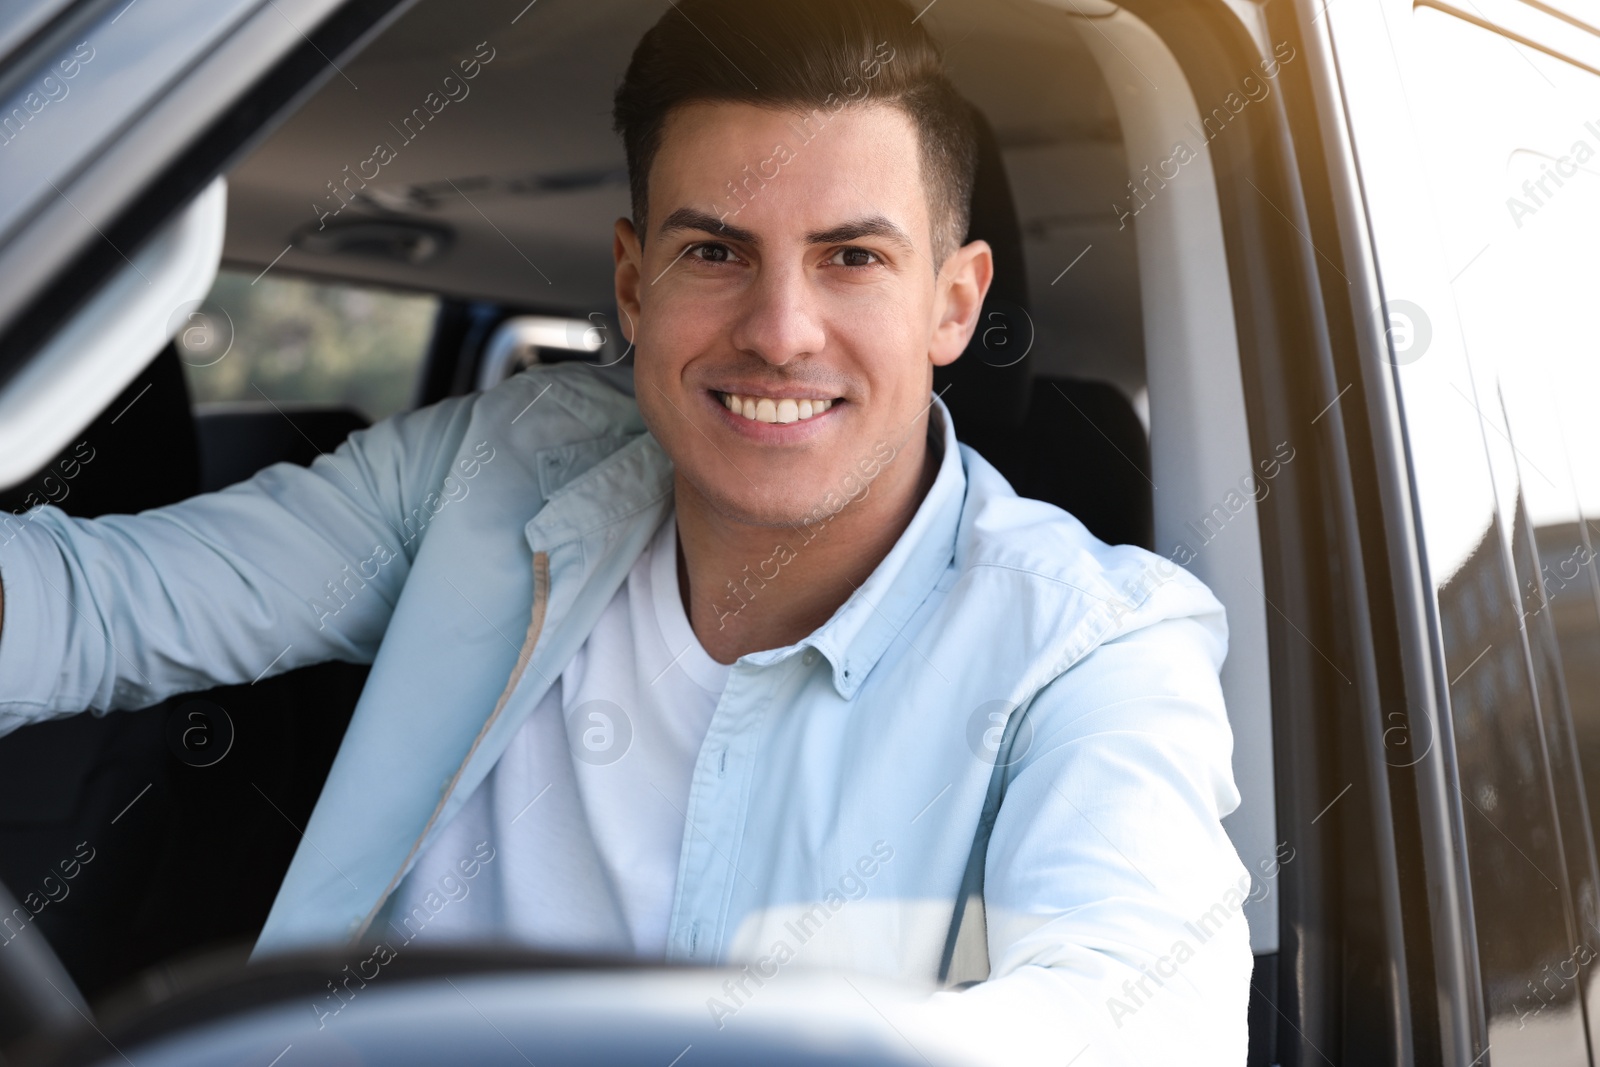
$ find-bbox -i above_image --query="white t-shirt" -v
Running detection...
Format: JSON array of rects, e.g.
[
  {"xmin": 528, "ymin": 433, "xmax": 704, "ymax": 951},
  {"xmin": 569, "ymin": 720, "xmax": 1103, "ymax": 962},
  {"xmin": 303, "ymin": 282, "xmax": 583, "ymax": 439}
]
[{"xmin": 383, "ymin": 513, "xmax": 729, "ymax": 958}]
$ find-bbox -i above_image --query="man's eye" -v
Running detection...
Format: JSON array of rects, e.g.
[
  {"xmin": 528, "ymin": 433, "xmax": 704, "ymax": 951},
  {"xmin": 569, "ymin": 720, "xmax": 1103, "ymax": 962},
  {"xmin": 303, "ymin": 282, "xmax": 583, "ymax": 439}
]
[
  {"xmin": 689, "ymin": 242, "xmax": 735, "ymax": 263},
  {"xmin": 830, "ymin": 247, "xmax": 880, "ymax": 268}
]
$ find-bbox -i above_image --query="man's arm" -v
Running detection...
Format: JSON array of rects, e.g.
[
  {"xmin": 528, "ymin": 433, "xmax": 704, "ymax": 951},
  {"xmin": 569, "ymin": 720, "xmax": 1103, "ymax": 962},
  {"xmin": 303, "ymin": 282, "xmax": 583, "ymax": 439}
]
[
  {"xmin": 0, "ymin": 391, "xmax": 479, "ymax": 736},
  {"xmin": 895, "ymin": 612, "xmax": 1252, "ymax": 1066}
]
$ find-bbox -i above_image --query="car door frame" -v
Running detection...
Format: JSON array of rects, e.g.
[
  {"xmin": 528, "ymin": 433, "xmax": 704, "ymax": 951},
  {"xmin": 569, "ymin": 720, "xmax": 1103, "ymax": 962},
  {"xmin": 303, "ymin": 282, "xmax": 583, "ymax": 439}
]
[
  {"xmin": 0, "ymin": 0, "xmax": 415, "ymax": 392},
  {"xmin": 0, "ymin": 0, "xmax": 1472, "ymax": 1061},
  {"xmin": 1113, "ymin": 0, "xmax": 1486, "ymax": 1063}
]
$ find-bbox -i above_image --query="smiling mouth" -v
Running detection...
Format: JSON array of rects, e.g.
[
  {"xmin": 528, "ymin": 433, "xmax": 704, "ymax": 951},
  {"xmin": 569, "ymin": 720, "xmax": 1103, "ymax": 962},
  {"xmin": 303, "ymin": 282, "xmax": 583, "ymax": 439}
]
[{"xmin": 716, "ymin": 391, "xmax": 839, "ymax": 425}]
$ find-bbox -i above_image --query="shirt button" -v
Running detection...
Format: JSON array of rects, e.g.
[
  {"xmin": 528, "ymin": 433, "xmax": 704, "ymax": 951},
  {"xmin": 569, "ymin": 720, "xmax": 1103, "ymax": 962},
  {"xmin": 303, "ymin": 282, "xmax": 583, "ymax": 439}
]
[{"xmin": 802, "ymin": 649, "xmax": 818, "ymax": 666}]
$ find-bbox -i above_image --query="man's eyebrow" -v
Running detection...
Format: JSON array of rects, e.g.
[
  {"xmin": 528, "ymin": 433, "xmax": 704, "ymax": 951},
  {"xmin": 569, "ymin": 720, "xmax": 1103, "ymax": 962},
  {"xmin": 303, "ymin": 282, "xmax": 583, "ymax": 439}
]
[
  {"xmin": 806, "ymin": 215, "xmax": 916, "ymax": 252},
  {"xmin": 656, "ymin": 208, "xmax": 757, "ymax": 245},
  {"xmin": 655, "ymin": 208, "xmax": 917, "ymax": 254}
]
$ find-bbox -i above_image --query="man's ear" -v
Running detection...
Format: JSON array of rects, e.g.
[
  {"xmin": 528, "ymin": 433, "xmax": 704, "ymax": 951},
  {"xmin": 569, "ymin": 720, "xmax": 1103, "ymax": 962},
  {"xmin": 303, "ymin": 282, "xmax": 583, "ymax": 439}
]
[
  {"xmin": 928, "ymin": 238, "xmax": 994, "ymax": 368},
  {"xmin": 613, "ymin": 217, "xmax": 644, "ymax": 346}
]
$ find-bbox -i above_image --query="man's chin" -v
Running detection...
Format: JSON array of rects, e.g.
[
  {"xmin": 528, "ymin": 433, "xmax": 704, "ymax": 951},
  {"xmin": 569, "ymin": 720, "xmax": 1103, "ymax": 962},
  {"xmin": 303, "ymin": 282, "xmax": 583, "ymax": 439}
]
[
  {"xmin": 684, "ymin": 477, "xmax": 844, "ymax": 533},
  {"xmin": 702, "ymin": 492, "xmax": 832, "ymax": 532}
]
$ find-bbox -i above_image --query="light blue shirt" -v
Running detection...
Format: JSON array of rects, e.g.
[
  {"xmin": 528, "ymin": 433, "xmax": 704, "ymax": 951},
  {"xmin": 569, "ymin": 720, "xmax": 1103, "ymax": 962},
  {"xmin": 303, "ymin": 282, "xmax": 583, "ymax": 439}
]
[{"xmin": 0, "ymin": 362, "xmax": 1252, "ymax": 1064}]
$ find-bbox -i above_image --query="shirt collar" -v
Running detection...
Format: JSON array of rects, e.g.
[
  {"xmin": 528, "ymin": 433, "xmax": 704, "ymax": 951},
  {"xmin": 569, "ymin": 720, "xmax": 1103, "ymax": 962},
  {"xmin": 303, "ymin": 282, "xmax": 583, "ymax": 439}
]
[
  {"xmin": 740, "ymin": 392, "xmax": 965, "ymax": 699},
  {"xmin": 528, "ymin": 390, "xmax": 967, "ymax": 701}
]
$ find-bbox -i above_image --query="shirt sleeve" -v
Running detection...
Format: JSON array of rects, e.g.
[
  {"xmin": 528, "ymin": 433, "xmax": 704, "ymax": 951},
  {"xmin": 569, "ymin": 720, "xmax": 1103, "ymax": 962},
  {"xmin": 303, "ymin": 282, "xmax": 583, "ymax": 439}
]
[
  {"xmin": 892, "ymin": 611, "xmax": 1254, "ymax": 1066},
  {"xmin": 0, "ymin": 392, "xmax": 479, "ymax": 736}
]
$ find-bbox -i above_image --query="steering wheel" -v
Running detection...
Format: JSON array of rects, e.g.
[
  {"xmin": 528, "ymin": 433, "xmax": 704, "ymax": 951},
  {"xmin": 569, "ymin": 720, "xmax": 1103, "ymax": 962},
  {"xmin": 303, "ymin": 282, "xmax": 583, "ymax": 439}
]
[{"xmin": 0, "ymin": 878, "xmax": 92, "ymax": 1053}]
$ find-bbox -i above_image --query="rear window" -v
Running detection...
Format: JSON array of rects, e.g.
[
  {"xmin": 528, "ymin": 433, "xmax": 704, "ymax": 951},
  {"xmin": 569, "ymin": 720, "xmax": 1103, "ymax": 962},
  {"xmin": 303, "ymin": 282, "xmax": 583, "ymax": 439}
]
[{"xmin": 181, "ymin": 269, "xmax": 440, "ymax": 422}]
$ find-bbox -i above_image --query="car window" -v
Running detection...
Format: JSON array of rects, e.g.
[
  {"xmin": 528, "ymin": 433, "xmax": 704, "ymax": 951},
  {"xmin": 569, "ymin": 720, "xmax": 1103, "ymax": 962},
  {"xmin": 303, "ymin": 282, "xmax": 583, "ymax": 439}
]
[
  {"xmin": 182, "ymin": 268, "xmax": 440, "ymax": 423},
  {"xmin": 0, "ymin": 2, "xmax": 1285, "ymax": 1061},
  {"xmin": 1394, "ymin": 7, "xmax": 1600, "ymax": 1058}
]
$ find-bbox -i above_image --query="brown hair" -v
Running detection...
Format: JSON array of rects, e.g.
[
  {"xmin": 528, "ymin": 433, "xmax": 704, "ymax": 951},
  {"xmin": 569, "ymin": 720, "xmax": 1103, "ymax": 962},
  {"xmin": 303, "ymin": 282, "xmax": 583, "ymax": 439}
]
[{"xmin": 612, "ymin": 0, "xmax": 977, "ymax": 266}]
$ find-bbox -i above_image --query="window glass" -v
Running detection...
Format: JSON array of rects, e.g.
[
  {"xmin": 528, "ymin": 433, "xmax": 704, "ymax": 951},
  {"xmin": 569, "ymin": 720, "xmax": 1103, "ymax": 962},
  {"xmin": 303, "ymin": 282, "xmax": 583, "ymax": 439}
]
[
  {"xmin": 181, "ymin": 269, "xmax": 440, "ymax": 422},
  {"xmin": 1400, "ymin": 8, "xmax": 1600, "ymax": 1060}
]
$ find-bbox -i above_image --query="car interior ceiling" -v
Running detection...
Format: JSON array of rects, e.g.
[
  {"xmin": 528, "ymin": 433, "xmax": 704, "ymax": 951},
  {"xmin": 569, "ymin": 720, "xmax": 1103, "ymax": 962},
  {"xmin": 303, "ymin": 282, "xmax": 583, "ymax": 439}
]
[{"xmin": 0, "ymin": 0, "xmax": 1151, "ymax": 1002}]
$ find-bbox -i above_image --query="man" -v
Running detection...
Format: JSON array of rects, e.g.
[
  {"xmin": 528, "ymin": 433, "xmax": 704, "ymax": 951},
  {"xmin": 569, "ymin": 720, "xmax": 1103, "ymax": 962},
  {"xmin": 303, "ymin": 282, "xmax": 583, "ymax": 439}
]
[{"xmin": 0, "ymin": 0, "xmax": 1251, "ymax": 1061}]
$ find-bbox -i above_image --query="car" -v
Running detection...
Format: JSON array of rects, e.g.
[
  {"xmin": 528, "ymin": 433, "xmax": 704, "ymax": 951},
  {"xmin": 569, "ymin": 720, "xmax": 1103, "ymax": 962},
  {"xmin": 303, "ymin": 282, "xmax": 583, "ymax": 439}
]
[{"xmin": 0, "ymin": 0, "xmax": 1596, "ymax": 1063}]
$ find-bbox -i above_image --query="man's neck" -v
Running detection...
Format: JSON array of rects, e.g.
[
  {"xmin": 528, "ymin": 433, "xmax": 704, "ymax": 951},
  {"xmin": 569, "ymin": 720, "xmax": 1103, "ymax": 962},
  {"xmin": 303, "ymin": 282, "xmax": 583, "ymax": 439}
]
[{"xmin": 675, "ymin": 426, "xmax": 941, "ymax": 665}]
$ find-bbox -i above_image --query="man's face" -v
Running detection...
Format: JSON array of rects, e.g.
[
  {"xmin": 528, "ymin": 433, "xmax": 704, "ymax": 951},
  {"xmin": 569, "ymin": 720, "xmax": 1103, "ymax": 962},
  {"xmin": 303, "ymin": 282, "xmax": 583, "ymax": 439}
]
[{"xmin": 613, "ymin": 100, "xmax": 990, "ymax": 528}]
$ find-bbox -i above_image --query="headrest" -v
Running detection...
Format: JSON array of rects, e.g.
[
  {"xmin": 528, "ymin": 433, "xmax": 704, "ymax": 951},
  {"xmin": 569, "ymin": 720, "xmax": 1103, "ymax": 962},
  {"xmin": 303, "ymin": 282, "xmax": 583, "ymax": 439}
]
[
  {"xmin": 933, "ymin": 102, "xmax": 1033, "ymax": 435},
  {"xmin": 0, "ymin": 344, "xmax": 199, "ymax": 518}
]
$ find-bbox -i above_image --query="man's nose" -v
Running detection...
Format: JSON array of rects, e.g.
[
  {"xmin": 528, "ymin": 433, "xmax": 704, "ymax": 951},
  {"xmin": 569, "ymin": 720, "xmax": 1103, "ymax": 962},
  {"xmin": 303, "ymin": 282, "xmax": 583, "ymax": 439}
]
[{"xmin": 726, "ymin": 260, "xmax": 827, "ymax": 366}]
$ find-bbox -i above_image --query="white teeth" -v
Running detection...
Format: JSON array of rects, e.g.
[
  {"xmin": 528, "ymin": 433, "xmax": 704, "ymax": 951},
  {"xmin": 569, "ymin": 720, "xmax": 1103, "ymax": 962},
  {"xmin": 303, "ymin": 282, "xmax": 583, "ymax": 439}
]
[{"xmin": 720, "ymin": 393, "xmax": 836, "ymax": 425}]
